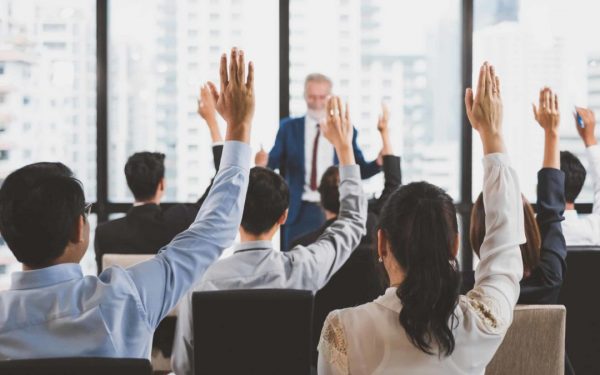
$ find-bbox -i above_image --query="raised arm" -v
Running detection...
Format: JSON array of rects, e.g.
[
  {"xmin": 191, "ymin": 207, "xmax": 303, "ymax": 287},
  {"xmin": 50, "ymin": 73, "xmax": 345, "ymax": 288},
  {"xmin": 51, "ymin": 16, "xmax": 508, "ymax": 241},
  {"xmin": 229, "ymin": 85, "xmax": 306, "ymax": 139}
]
[
  {"xmin": 465, "ymin": 62, "xmax": 524, "ymax": 330},
  {"xmin": 113, "ymin": 48, "xmax": 256, "ymax": 328},
  {"xmin": 524, "ymin": 87, "xmax": 566, "ymax": 304},
  {"xmin": 575, "ymin": 107, "xmax": 600, "ymax": 214},
  {"xmin": 373, "ymin": 102, "xmax": 400, "ymax": 214},
  {"xmin": 291, "ymin": 97, "xmax": 367, "ymax": 291}
]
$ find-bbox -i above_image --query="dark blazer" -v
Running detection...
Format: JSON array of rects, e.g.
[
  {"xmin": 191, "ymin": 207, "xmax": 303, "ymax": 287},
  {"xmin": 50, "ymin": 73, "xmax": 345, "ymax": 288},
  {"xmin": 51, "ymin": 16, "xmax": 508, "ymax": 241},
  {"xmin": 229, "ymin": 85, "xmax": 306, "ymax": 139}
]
[
  {"xmin": 290, "ymin": 155, "xmax": 401, "ymax": 366},
  {"xmin": 94, "ymin": 145, "xmax": 223, "ymax": 272},
  {"xmin": 461, "ymin": 168, "xmax": 567, "ymax": 304},
  {"xmin": 267, "ymin": 116, "xmax": 381, "ymax": 225}
]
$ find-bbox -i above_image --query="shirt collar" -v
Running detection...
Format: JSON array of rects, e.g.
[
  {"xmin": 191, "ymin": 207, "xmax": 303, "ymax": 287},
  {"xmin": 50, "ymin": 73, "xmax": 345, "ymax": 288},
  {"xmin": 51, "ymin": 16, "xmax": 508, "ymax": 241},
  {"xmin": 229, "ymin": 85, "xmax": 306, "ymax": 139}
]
[
  {"xmin": 373, "ymin": 287, "xmax": 402, "ymax": 312},
  {"xmin": 10, "ymin": 263, "xmax": 83, "ymax": 290},
  {"xmin": 233, "ymin": 240, "xmax": 274, "ymax": 254},
  {"xmin": 564, "ymin": 209, "xmax": 578, "ymax": 220}
]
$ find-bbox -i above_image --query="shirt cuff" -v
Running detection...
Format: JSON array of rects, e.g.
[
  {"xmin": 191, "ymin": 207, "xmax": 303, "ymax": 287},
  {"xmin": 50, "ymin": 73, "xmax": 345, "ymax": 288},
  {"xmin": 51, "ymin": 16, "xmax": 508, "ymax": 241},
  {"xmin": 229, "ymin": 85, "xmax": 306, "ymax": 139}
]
[
  {"xmin": 212, "ymin": 141, "xmax": 224, "ymax": 147},
  {"xmin": 339, "ymin": 165, "xmax": 361, "ymax": 181},
  {"xmin": 220, "ymin": 141, "xmax": 252, "ymax": 171},
  {"xmin": 482, "ymin": 152, "xmax": 510, "ymax": 169},
  {"xmin": 586, "ymin": 144, "xmax": 600, "ymax": 160}
]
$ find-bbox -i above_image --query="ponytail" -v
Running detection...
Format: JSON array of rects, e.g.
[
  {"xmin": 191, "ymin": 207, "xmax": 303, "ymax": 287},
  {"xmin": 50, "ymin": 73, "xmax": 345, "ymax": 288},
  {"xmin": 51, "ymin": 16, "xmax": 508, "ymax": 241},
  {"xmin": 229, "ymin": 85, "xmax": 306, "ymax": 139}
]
[{"xmin": 379, "ymin": 182, "xmax": 460, "ymax": 356}]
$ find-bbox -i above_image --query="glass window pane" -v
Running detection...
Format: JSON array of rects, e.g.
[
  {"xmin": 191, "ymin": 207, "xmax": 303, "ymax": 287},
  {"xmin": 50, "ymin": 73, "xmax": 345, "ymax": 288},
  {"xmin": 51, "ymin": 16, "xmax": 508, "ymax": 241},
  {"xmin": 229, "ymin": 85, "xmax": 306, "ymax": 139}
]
[
  {"xmin": 108, "ymin": 0, "xmax": 279, "ymax": 202},
  {"xmin": 472, "ymin": 0, "xmax": 600, "ymax": 202},
  {"xmin": 288, "ymin": 0, "xmax": 461, "ymax": 199},
  {"xmin": 0, "ymin": 0, "xmax": 96, "ymax": 198}
]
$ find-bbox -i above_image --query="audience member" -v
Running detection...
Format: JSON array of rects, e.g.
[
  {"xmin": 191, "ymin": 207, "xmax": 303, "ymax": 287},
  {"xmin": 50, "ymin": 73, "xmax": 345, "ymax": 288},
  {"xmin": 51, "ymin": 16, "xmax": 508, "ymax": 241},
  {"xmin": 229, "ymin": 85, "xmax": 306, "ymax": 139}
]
[
  {"xmin": 94, "ymin": 85, "xmax": 226, "ymax": 272},
  {"xmin": 561, "ymin": 107, "xmax": 600, "ymax": 245},
  {"xmin": 255, "ymin": 73, "xmax": 380, "ymax": 250},
  {"xmin": 318, "ymin": 62, "xmax": 525, "ymax": 374},
  {"xmin": 0, "ymin": 48, "xmax": 254, "ymax": 360},
  {"xmin": 467, "ymin": 87, "xmax": 566, "ymax": 306},
  {"xmin": 171, "ymin": 95, "xmax": 368, "ymax": 375}
]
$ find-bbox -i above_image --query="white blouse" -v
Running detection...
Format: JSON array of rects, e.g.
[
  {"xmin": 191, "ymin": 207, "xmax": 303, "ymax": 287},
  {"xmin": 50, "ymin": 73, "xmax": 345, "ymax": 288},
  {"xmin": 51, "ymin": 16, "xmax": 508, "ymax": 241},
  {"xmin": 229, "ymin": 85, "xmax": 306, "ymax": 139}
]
[{"xmin": 317, "ymin": 153, "xmax": 525, "ymax": 375}]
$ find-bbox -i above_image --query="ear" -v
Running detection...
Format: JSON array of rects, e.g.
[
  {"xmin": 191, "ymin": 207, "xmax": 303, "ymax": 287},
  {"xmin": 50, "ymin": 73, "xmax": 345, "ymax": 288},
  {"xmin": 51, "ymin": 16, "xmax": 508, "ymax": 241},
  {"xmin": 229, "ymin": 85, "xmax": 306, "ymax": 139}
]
[
  {"xmin": 377, "ymin": 229, "xmax": 388, "ymax": 260},
  {"xmin": 452, "ymin": 233, "xmax": 460, "ymax": 258},
  {"xmin": 278, "ymin": 209, "xmax": 289, "ymax": 225},
  {"xmin": 69, "ymin": 216, "xmax": 85, "ymax": 244},
  {"xmin": 158, "ymin": 177, "xmax": 166, "ymax": 193}
]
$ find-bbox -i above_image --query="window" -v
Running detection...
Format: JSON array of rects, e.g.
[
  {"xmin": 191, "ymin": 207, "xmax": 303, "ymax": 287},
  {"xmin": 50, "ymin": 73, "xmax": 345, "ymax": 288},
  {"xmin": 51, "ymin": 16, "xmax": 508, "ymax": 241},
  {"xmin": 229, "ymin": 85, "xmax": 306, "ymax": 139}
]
[
  {"xmin": 289, "ymin": 0, "xmax": 461, "ymax": 198},
  {"xmin": 472, "ymin": 0, "xmax": 600, "ymax": 201},
  {"xmin": 109, "ymin": 0, "xmax": 279, "ymax": 202}
]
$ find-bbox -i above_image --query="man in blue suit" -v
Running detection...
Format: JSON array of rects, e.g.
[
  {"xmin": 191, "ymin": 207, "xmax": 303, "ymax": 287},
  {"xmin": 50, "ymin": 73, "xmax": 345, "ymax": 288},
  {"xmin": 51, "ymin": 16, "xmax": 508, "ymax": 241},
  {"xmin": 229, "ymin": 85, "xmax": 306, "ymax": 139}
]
[{"xmin": 256, "ymin": 73, "xmax": 380, "ymax": 250}]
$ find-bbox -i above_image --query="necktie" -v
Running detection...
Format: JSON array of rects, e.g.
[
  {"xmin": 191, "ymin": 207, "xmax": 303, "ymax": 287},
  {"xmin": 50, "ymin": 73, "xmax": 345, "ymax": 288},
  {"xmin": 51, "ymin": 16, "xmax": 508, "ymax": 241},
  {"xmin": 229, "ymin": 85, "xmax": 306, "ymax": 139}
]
[{"xmin": 310, "ymin": 125, "xmax": 320, "ymax": 191}]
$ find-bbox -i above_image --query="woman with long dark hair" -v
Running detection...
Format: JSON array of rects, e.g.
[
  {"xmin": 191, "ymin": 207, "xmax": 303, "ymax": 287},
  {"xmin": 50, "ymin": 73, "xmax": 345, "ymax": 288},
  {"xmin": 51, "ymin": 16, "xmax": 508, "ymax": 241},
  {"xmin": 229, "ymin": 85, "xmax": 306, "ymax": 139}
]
[{"xmin": 317, "ymin": 62, "xmax": 525, "ymax": 374}]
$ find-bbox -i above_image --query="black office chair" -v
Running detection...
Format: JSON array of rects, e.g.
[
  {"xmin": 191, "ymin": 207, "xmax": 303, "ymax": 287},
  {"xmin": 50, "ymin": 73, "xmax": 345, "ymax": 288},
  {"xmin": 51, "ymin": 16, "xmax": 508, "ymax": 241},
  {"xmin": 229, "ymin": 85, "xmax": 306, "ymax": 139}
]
[
  {"xmin": 0, "ymin": 357, "xmax": 152, "ymax": 375},
  {"xmin": 192, "ymin": 289, "xmax": 314, "ymax": 375},
  {"xmin": 558, "ymin": 246, "xmax": 600, "ymax": 374}
]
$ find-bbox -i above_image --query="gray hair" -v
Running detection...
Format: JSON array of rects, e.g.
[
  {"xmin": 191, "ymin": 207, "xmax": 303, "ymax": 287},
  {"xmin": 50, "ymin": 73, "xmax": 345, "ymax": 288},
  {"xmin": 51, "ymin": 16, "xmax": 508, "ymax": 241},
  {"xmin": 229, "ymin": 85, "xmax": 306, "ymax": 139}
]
[{"xmin": 304, "ymin": 73, "xmax": 333, "ymax": 90}]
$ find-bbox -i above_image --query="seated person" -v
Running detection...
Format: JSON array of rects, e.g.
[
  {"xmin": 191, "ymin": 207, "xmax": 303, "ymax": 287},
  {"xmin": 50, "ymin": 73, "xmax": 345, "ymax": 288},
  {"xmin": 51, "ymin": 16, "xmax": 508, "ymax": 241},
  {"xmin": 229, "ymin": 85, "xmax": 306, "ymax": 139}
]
[
  {"xmin": 171, "ymin": 96, "xmax": 368, "ymax": 375},
  {"xmin": 561, "ymin": 107, "xmax": 600, "ymax": 245},
  {"xmin": 0, "ymin": 48, "xmax": 253, "ymax": 360},
  {"xmin": 466, "ymin": 87, "xmax": 566, "ymax": 305},
  {"xmin": 94, "ymin": 84, "xmax": 225, "ymax": 272},
  {"xmin": 318, "ymin": 62, "xmax": 524, "ymax": 375}
]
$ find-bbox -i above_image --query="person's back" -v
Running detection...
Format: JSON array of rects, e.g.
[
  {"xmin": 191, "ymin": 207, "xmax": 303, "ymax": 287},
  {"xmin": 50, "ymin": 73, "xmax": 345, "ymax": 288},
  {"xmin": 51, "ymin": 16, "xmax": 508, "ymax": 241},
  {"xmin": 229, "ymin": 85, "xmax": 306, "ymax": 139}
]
[
  {"xmin": 0, "ymin": 49, "xmax": 255, "ymax": 360},
  {"xmin": 318, "ymin": 63, "xmax": 524, "ymax": 375}
]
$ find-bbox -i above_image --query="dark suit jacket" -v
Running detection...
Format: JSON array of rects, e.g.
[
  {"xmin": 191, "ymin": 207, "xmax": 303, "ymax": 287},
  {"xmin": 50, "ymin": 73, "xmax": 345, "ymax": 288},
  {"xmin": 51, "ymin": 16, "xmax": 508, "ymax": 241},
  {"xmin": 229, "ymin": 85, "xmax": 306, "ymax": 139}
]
[
  {"xmin": 290, "ymin": 155, "xmax": 401, "ymax": 366},
  {"xmin": 461, "ymin": 168, "xmax": 567, "ymax": 304},
  {"xmin": 267, "ymin": 116, "xmax": 381, "ymax": 225},
  {"xmin": 94, "ymin": 145, "xmax": 223, "ymax": 272}
]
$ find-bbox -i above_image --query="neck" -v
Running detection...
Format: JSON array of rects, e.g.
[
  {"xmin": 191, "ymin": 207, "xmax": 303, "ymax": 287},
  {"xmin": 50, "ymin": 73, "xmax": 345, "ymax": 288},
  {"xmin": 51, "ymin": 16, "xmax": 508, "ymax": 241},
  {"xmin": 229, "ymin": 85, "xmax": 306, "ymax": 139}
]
[
  {"xmin": 240, "ymin": 227, "xmax": 278, "ymax": 243},
  {"xmin": 325, "ymin": 211, "xmax": 337, "ymax": 221},
  {"xmin": 135, "ymin": 197, "xmax": 160, "ymax": 206},
  {"xmin": 566, "ymin": 202, "xmax": 575, "ymax": 211},
  {"xmin": 22, "ymin": 246, "xmax": 80, "ymax": 271}
]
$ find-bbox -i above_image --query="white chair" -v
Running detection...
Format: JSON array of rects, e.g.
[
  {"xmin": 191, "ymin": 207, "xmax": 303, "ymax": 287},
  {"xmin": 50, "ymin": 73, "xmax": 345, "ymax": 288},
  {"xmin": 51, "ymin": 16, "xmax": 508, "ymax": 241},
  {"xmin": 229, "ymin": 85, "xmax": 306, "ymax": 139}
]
[{"xmin": 486, "ymin": 304, "xmax": 566, "ymax": 375}]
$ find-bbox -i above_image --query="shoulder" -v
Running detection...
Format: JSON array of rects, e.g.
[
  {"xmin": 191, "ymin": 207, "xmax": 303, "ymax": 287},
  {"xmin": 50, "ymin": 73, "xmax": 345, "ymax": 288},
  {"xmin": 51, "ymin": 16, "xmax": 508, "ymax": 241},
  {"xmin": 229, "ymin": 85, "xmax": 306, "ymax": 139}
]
[
  {"xmin": 96, "ymin": 216, "xmax": 128, "ymax": 236},
  {"xmin": 280, "ymin": 116, "xmax": 305, "ymax": 128}
]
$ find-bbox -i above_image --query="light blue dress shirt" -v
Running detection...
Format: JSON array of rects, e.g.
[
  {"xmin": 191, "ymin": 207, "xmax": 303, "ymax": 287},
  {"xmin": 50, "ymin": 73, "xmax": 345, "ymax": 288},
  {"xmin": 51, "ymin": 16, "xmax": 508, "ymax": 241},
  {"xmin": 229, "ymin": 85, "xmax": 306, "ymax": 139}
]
[{"xmin": 0, "ymin": 141, "xmax": 251, "ymax": 360}]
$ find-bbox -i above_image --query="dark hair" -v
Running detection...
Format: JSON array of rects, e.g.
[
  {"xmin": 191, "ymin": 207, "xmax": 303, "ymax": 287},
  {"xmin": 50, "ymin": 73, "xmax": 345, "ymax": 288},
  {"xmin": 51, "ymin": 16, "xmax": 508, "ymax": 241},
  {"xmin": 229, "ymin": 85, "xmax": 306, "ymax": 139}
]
[
  {"xmin": 378, "ymin": 181, "xmax": 460, "ymax": 357},
  {"xmin": 318, "ymin": 166, "xmax": 340, "ymax": 214},
  {"xmin": 470, "ymin": 192, "xmax": 540, "ymax": 275},
  {"xmin": 124, "ymin": 152, "xmax": 166, "ymax": 201},
  {"xmin": 0, "ymin": 162, "xmax": 86, "ymax": 267},
  {"xmin": 241, "ymin": 167, "xmax": 289, "ymax": 235},
  {"xmin": 560, "ymin": 151, "xmax": 586, "ymax": 203}
]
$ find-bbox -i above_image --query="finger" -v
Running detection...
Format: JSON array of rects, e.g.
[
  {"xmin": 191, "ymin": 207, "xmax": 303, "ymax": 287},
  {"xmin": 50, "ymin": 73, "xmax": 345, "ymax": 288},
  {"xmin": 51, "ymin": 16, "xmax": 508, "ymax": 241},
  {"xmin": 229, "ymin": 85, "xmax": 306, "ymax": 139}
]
[
  {"xmin": 490, "ymin": 65, "xmax": 497, "ymax": 93},
  {"xmin": 345, "ymin": 101, "xmax": 351, "ymax": 125},
  {"xmin": 335, "ymin": 97, "xmax": 343, "ymax": 124},
  {"xmin": 246, "ymin": 61, "xmax": 254, "ymax": 90},
  {"xmin": 237, "ymin": 49, "xmax": 245, "ymax": 85},
  {"xmin": 326, "ymin": 97, "xmax": 333, "ymax": 121},
  {"xmin": 485, "ymin": 63, "xmax": 493, "ymax": 98},
  {"xmin": 475, "ymin": 63, "xmax": 486, "ymax": 101},
  {"xmin": 544, "ymin": 88, "xmax": 550, "ymax": 111},
  {"xmin": 539, "ymin": 89, "xmax": 544, "ymax": 109},
  {"xmin": 219, "ymin": 53, "xmax": 228, "ymax": 94},
  {"xmin": 207, "ymin": 81, "xmax": 219, "ymax": 103},
  {"xmin": 554, "ymin": 94, "xmax": 559, "ymax": 112},
  {"xmin": 532, "ymin": 104, "xmax": 538, "ymax": 121},
  {"xmin": 464, "ymin": 88, "xmax": 474, "ymax": 113},
  {"xmin": 229, "ymin": 47, "xmax": 238, "ymax": 85},
  {"xmin": 549, "ymin": 90, "xmax": 555, "ymax": 112},
  {"xmin": 495, "ymin": 76, "xmax": 501, "ymax": 97}
]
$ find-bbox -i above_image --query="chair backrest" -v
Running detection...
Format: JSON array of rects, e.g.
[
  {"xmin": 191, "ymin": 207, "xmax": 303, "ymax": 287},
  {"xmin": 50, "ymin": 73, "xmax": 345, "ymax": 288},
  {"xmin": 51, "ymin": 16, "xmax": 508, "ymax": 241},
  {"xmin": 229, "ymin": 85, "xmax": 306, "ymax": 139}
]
[
  {"xmin": 558, "ymin": 247, "xmax": 600, "ymax": 374},
  {"xmin": 0, "ymin": 357, "xmax": 152, "ymax": 375},
  {"xmin": 485, "ymin": 305, "xmax": 566, "ymax": 375},
  {"xmin": 192, "ymin": 289, "xmax": 313, "ymax": 375},
  {"xmin": 101, "ymin": 253, "xmax": 154, "ymax": 270}
]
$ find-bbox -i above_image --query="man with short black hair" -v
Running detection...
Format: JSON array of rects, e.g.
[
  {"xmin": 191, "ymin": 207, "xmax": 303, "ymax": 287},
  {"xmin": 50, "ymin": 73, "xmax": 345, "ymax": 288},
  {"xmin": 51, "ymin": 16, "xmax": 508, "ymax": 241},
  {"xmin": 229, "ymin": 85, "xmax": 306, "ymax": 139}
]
[
  {"xmin": 0, "ymin": 48, "xmax": 255, "ymax": 360},
  {"xmin": 562, "ymin": 107, "xmax": 600, "ymax": 245},
  {"xmin": 94, "ymin": 84, "xmax": 225, "ymax": 273},
  {"xmin": 172, "ymin": 96, "xmax": 368, "ymax": 375}
]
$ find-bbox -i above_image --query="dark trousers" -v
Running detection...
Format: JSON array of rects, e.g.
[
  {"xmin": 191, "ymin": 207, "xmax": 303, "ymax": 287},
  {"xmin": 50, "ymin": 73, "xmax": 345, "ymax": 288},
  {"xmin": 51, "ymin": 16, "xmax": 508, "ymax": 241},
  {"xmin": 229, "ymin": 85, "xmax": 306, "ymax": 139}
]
[{"xmin": 282, "ymin": 201, "xmax": 325, "ymax": 251}]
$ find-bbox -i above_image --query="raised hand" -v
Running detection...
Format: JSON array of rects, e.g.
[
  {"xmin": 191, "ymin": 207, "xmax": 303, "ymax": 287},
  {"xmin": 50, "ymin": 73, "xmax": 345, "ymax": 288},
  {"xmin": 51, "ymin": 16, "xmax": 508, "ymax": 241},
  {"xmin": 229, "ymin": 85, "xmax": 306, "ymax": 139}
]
[
  {"xmin": 198, "ymin": 83, "xmax": 223, "ymax": 143},
  {"xmin": 377, "ymin": 102, "xmax": 390, "ymax": 134},
  {"xmin": 207, "ymin": 47, "xmax": 255, "ymax": 143},
  {"xmin": 377, "ymin": 102, "xmax": 393, "ymax": 162},
  {"xmin": 532, "ymin": 87, "xmax": 560, "ymax": 133},
  {"xmin": 574, "ymin": 107, "xmax": 597, "ymax": 147},
  {"xmin": 465, "ymin": 62, "xmax": 505, "ymax": 154},
  {"xmin": 254, "ymin": 145, "xmax": 268, "ymax": 167},
  {"xmin": 320, "ymin": 96, "xmax": 355, "ymax": 166},
  {"xmin": 532, "ymin": 87, "xmax": 560, "ymax": 169}
]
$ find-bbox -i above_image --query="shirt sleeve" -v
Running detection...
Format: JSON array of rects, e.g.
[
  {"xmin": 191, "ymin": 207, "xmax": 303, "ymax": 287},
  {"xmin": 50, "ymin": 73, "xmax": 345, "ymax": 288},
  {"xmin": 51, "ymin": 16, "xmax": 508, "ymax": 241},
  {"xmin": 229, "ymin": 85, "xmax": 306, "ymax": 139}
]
[
  {"xmin": 318, "ymin": 311, "xmax": 349, "ymax": 375},
  {"xmin": 466, "ymin": 153, "xmax": 525, "ymax": 333},
  {"xmin": 287, "ymin": 165, "xmax": 367, "ymax": 291},
  {"xmin": 586, "ymin": 145, "xmax": 600, "ymax": 215},
  {"xmin": 106, "ymin": 141, "xmax": 251, "ymax": 329},
  {"xmin": 171, "ymin": 291, "xmax": 195, "ymax": 375}
]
